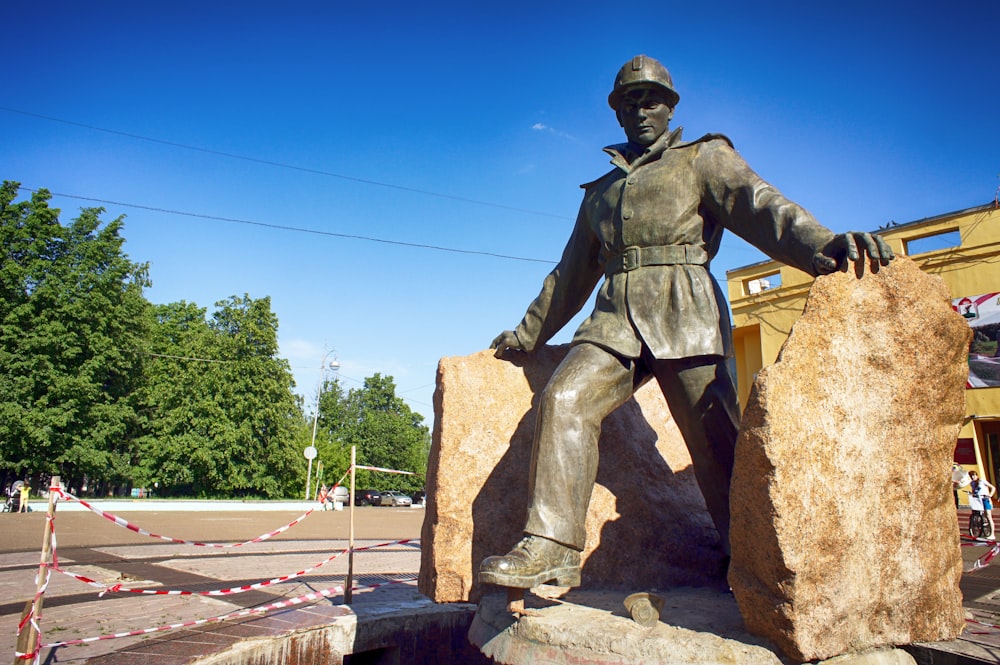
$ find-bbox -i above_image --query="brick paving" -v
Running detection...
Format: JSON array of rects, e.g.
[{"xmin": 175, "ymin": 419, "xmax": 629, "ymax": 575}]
[
  {"xmin": 939, "ymin": 509, "xmax": 1000, "ymax": 662},
  {"xmin": 2, "ymin": 508, "xmax": 1000, "ymax": 663},
  {"xmin": 1, "ymin": 538, "xmax": 422, "ymax": 664},
  {"xmin": 0, "ymin": 503, "xmax": 428, "ymax": 662}
]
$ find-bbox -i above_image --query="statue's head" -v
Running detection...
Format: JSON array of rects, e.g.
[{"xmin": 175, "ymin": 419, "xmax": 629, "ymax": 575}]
[
  {"xmin": 610, "ymin": 56, "xmax": 679, "ymax": 148},
  {"xmin": 608, "ymin": 55, "xmax": 679, "ymax": 111}
]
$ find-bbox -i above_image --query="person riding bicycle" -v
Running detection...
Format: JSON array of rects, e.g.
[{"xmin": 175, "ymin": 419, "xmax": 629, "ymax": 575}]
[{"xmin": 970, "ymin": 470, "xmax": 996, "ymax": 538}]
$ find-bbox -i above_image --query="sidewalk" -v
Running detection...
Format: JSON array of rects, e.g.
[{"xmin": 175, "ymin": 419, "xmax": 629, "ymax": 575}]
[
  {"xmin": 2, "ymin": 509, "xmax": 999, "ymax": 664},
  {"xmin": 18, "ymin": 498, "xmax": 322, "ymax": 512},
  {"xmin": 1, "ymin": 537, "xmax": 426, "ymax": 664},
  {"xmin": 935, "ymin": 509, "xmax": 1000, "ymax": 662}
]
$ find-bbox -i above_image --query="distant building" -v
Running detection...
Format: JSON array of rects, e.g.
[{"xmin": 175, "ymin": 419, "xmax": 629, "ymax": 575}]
[{"xmin": 726, "ymin": 203, "xmax": 1000, "ymax": 496}]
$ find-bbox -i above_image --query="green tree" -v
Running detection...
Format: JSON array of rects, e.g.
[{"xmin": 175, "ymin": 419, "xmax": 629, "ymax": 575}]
[
  {"xmin": 210, "ymin": 295, "xmax": 302, "ymax": 497},
  {"xmin": 133, "ymin": 300, "xmax": 216, "ymax": 494},
  {"xmin": 137, "ymin": 295, "xmax": 301, "ymax": 498},
  {"xmin": 315, "ymin": 373, "xmax": 429, "ymax": 493},
  {"xmin": 0, "ymin": 182, "xmax": 150, "ymax": 493},
  {"xmin": 312, "ymin": 377, "xmax": 352, "ymax": 487}
]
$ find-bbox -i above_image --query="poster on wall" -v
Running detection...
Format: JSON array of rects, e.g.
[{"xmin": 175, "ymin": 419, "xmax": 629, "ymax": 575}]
[{"xmin": 953, "ymin": 292, "xmax": 1000, "ymax": 388}]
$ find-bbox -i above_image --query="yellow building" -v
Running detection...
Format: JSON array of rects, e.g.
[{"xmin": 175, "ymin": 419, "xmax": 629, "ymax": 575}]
[{"xmin": 726, "ymin": 202, "xmax": 1000, "ymax": 495}]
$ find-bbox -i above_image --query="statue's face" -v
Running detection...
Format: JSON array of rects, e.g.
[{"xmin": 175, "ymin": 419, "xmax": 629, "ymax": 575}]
[{"xmin": 618, "ymin": 87, "xmax": 674, "ymax": 147}]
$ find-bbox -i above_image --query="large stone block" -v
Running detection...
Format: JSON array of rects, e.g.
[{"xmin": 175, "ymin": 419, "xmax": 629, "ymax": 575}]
[
  {"xmin": 419, "ymin": 345, "xmax": 725, "ymax": 603},
  {"xmin": 729, "ymin": 257, "xmax": 971, "ymax": 661}
]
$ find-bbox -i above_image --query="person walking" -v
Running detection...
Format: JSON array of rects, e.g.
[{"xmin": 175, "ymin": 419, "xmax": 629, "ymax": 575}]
[
  {"xmin": 970, "ymin": 470, "xmax": 996, "ymax": 538},
  {"xmin": 18, "ymin": 482, "xmax": 30, "ymax": 513},
  {"xmin": 317, "ymin": 484, "xmax": 330, "ymax": 511},
  {"xmin": 952, "ymin": 464, "xmax": 972, "ymax": 508}
]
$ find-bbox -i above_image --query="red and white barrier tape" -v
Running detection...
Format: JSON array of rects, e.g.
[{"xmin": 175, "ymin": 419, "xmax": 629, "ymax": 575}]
[
  {"xmin": 50, "ymin": 538, "xmax": 416, "ymax": 597},
  {"xmin": 55, "ymin": 489, "xmax": 314, "ymax": 547},
  {"xmin": 956, "ymin": 534, "xmax": 999, "ymax": 571},
  {"xmin": 970, "ymin": 543, "xmax": 1000, "ymax": 572},
  {"xmin": 353, "ymin": 464, "xmax": 414, "ymax": 476},
  {"xmin": 14, "ymin": 484, "xmax": 412, "ymax": 662},
  {"xmin": 46, "ymin": 513, "xmax": 58, "ymax": 569},
  {"xmin": 39, "ymin": 576, "xmax": 417, "ymax": 650},
  {"xmin": 14, "ymin": 562, "xmax": 52, "ymax": 663},
  {"xmin": 967, "ymin": 616, "xmax": 1000, "ymax": 634},
  {"xmin": 959, "ymin": 533, "xmax": 996, "ymax": 544},
  {"xmin": 331, "ymin": 468, "xmax": 350, "ymax": 489}
]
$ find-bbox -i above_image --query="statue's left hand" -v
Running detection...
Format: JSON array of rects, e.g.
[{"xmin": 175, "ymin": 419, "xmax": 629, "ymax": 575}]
[
  {"xmin": 813, "ymin": 232, "xmax": 894, "ymax": 275},
  {"xmin": 491, "ymin": 330, "xmax": 523, "ymax": 358}
]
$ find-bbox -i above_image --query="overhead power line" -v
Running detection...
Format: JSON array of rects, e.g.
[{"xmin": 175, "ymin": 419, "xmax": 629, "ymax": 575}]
[
  {"xmin": 1, "ymin": 105, "xmax": 572, "ymax": 221},
  {"xmin": 141, "ymin": 351, "xmax": 233, "ymax": 364},
  {"xmin": 17, "ymin": 187, "xmax": 557, "ymax": 265}
]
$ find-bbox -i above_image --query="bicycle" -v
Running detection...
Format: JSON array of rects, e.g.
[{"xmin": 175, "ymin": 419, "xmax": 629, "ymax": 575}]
[{"xmin": 965, "ymin": 490, "xmax": 994, "ymax": 539}]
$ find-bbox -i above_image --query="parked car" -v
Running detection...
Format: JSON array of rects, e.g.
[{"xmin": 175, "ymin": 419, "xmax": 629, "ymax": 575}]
[
  {"xmin": 380, "ymin": 491, "xmax": 412, "ymax": 507},
  {"xmin": 354, "ymin": 489, "xmax": 382, "ymax": 506},
  {"xmin": 330, "ymin": 486, "xmax": 350, "ymax": 506},
  {"xmin": 411, "ymin": 489, "xmax": 426, "ymax": 506}
]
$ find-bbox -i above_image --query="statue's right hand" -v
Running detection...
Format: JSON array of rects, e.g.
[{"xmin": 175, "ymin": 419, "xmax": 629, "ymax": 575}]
[{"xmin": 490, "ymin": 330, "xmax": 523, "ymax": 358}]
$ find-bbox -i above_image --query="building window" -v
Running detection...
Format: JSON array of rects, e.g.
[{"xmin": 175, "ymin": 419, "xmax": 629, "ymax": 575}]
[
  {"xmin": 904, "ymin": 229, "xmax": 962, "ymax": 255},
  {"xmin": 744, "ymin": 272, "xmax": 782, "ymax": 296}
]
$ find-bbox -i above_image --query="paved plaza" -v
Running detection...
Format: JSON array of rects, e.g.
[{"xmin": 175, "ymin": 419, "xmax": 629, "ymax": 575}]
[
  {"xmin": 0, "ymin": 502, "xmax": 999, "ymax": 663},
  {"xmin": 0, "ymin": 504, "xmax": 425, "ymax": 663}
]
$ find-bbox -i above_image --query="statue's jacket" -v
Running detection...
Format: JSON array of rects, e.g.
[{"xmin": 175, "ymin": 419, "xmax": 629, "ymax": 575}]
[{"xmin": 514, "ymin": 128, "xmax": 836, "ymax": 361}]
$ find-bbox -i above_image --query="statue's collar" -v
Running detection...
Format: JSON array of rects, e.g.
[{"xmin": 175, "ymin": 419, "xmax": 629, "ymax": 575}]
[{"xmin": 604, "ymin": 127, "xmax": 684, "ymax": 172}]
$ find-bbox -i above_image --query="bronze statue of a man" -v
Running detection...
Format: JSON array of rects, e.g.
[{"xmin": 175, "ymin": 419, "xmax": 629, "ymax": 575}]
[{"xmin": 480, "ymin": 55, "xmax": 893, "ymax": 590}]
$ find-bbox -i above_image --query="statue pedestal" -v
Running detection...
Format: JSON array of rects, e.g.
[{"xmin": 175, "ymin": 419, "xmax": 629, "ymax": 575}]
[
  {"xmin": 420, "ymin": 346, "xmax": 724, "ymax": 604},
  {"xmin": 469, "ymin": 587, "xmax": 918, "ymax": 665}
]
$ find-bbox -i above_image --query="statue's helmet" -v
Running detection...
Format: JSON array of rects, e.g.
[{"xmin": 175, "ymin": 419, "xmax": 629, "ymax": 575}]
[{"xmin": 608, "ymin": 55, "xmax": 680, "ymax": 110}]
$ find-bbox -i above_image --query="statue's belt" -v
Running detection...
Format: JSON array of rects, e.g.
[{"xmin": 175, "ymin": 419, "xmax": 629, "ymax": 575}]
[{"xmin": 604, "ymin": 245, "xmax": 708, "ymax": 274}]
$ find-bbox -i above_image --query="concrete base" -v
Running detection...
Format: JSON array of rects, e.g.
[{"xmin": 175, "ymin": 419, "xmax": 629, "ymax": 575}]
[
  {"xmin": 469, "ymin": 587, "xmax": 925, "ymax": 665},
  {"xmin": 72, "ymin": 587, "xmax": 991, "ymax": 665},
  {"xmin": 185, "ymin": 597, "xmax": 488, "ymax": 665}
]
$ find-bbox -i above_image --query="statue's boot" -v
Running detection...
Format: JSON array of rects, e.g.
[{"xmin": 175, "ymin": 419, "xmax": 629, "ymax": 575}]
[{"xmin": 479, "ymin": 535, "xmax": 581, "ymax": 588}]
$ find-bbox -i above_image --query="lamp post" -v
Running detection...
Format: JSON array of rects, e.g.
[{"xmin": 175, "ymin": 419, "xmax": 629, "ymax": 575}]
[{"xmin": 306, "ymin": 351, "xmax": 340, "ymax": 501}]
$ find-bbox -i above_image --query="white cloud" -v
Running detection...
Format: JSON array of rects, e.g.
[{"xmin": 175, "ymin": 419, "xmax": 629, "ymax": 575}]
[{"xmin": 531, "ymin": 122, "xmax": 579, "ymax": 143}]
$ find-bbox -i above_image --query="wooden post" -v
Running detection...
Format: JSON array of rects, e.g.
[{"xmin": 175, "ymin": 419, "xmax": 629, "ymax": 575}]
[
  {"xmin": 345, "ymin": 446, "xmax": 356, "ymax": 604},
  {"xmin": 15, "ymin": 475, "xmax": 60, "ymax": 664}
]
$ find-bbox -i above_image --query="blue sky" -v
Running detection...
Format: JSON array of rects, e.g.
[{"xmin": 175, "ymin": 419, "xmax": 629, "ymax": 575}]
[{"xmin": 3, "ymin": 1, "xmax": 998, "ymax": 425}]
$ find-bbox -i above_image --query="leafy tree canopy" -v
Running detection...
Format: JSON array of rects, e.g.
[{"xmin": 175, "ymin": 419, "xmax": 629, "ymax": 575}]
[
  {"xmin": 0, "ymin": 182, "xmax": 423, "ymax": 501},
  {"xmin": 136, "ymin": 296, "xmax": 301, "ymax": 498},
  {"xmin": 315, "ymin": 373, "xmax": 429, "ymax": 494},
  {"xmin": 0, "ymin": 182, "xmax": 150, "ymax": 493}
]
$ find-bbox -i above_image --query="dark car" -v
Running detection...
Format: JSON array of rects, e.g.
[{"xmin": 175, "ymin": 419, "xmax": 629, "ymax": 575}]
[{"xmin": 354, "ymin": 489, "xmax": 382, "ymax": 506}]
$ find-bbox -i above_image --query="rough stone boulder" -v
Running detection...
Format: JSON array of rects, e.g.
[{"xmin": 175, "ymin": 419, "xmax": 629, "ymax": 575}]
[
  {"xmin": 419, "ymin": 345, "xmax": 726, "ymax": 603},
  {"xmin": 729, "ymin": 257, "xmax": 971, "ymax": 661}
]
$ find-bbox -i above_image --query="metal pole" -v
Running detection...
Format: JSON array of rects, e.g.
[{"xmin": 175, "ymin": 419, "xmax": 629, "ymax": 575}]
[
  {"xmin": 305, "ymin": 457, "xmax": 314, "ymax": 501},
  {"xmin": 306, "ymin": 362, "xmax": 324, "ymax": 501},
  {"xmin": 306, "ymin": 352, "xmax": 338, "ymax": 501},
  {"xmin": 15, "ymin": 475, "xmax": 59, "ymax": 664},
  {"xmin": 346, "ymin": 445, "xmax": 356, "ymax": 604}
]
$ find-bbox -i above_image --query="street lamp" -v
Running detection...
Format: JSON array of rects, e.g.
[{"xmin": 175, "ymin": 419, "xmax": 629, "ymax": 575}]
[{"xmin": 306, "ymin": 351, "xmax": 340, "ymax": 501}]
